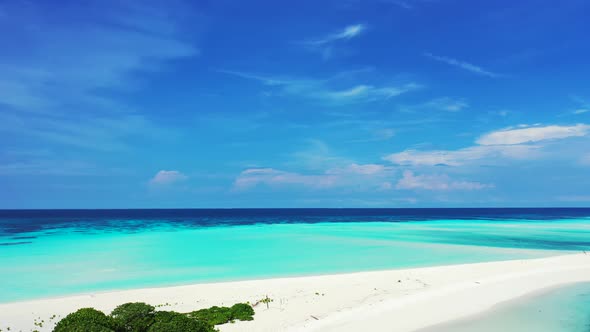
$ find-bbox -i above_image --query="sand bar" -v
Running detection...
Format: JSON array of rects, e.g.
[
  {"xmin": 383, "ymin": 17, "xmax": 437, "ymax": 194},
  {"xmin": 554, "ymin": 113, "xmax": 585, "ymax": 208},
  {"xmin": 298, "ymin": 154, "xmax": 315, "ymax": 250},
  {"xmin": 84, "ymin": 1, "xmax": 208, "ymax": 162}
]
[{"xmin": 1, "ymin": 253, "xmax": 589, "ymax": 332}]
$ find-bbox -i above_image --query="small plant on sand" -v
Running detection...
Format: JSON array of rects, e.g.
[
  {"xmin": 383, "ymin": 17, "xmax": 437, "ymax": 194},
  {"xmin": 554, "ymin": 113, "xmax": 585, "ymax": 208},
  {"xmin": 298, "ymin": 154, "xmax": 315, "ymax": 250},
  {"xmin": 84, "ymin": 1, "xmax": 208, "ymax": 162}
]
[{"xmin": 259, "ymin": 295, "xmax": 273, "ymax": 309}]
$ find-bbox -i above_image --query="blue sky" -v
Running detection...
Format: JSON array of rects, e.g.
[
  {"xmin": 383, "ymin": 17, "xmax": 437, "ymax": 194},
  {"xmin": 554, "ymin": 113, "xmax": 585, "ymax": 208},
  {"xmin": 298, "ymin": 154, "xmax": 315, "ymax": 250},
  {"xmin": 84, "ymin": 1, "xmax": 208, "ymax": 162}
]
[{"xmin": 1, "ymin": 0, "xmax": 589, "ymax": 208}]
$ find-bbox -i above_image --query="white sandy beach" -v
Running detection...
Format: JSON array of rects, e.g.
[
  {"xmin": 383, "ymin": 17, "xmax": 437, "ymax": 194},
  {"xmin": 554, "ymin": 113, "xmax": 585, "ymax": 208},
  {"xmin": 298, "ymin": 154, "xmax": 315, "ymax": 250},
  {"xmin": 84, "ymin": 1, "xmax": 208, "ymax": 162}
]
[{"xmin": 1, "ymin": 253, "xmax": 589, "ymax": 332}]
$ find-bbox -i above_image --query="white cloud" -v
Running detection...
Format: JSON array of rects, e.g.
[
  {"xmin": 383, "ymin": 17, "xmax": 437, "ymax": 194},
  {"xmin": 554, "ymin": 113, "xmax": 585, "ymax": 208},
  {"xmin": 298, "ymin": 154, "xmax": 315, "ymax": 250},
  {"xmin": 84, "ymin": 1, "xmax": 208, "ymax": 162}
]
[
  {"xmin": 426, "ymin": 97, "xmax": 469, "ymax": 112},
  {"xmin": 297, "ymin": 24, "xmax": 366, "ymax": 59},
  {"xmin": 149, "ymin": 170, "xmax": 188, "ymax": 185},
  {"xmin": 327, "ymin": 163, "xmax": 388, "ymax": 175},
  {"xmin": 0, "ymin": 2, "xmax": 196, "ymax": 113},
  {"xmin": 0, "ymin": 1, "xmax": 196, "ymax": 150},
  {"xmin": 386, "ymin": 123, "xmax": 590, "ymax": 167},
  {"xmin": 386, "ymin": 0, "xmax": 413, "ymax": 9},
  {"xmin": 234, "ymin": 162, "xmax": 394, "ymax": 191},
  {"xmin": 219, "ymin": 70, "xmax": 420, "ymax": 104},
  {"xmin": 321, "ymin": 83, "xmax": 421, "ymax": 102},
  {"xmin": 215, "ymin": 70, "xmax": 288, "ymax": 86},
  {"xmin": 331, "ymin": 24, "xmax": 366, "ymax": 41},
  {"xmin": 384, "ymin": 144, "xmax": 541, "ymax": 166},
  {"xmin": 380, "ymin": 0, "xmax": 432, "ymax": 9},
  {"xmin": 303, "ymin": 24, "xmax": 366, "ymax": 46},
  {"xmin": 396, "ymin": 171, "xmax": 492, "ymax": 191},
  {"xmin": 424, "ymin": 53, "xmax": 499, "ymax": 78},
  {"xmin": 233, "ymin": 168, "xmax": 337, "ymax": 190},
  {"xmin": 573, "ymin": 109, "xmax": 589, "ymax": 114},
  {"xmin": 477, "ymin": 124, "xmax": 590, "ymax": 145}
]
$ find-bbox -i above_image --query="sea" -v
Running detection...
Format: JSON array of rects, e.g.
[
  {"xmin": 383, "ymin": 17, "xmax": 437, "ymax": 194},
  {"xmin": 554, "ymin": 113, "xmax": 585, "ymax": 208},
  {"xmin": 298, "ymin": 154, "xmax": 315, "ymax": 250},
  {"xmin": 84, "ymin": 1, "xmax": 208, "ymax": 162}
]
[{"xmin": 1, "ymin": 208, "xmax": 589, "ymax": 304}]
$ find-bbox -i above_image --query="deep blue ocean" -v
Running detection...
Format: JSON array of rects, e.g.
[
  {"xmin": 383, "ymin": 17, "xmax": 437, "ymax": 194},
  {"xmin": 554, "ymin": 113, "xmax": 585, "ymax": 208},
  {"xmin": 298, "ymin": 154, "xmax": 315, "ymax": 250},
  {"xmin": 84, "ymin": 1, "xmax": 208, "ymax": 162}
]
[
  {"xmin": 3, "ymin": 208, "xmax": 590, "ymax": 235},
  {"xmin": 1, "ymin": 208, "xmax": 590, "ymax": 302}
]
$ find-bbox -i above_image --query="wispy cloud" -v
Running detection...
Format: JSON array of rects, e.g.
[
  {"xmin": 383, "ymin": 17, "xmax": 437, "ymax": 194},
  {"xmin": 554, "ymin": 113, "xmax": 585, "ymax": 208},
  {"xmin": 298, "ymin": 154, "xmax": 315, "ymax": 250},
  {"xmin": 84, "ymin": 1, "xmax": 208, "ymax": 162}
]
[
  {"xmin": 385, "ymin": 144, "xmax": 541, "ymax": 166},
  {"xmin": 380, "ymin": 0, "xmax": 434, "ymax": 10},
  {"xmin": 233, "ymin": 168, "xmax": 337, "ymax": 190},
  {"xmin": 342, "ymin": 0, "xmax": 432, "ymax": 10},
  {"xmin": 386, "ymin": 0, "xmax": 413, "ymax": 9},
  {"xmin": 233, "ymin": 163, "xmax": 393, "ymax": 191},
  {"xmin": 571, "ymin": 95, "xmax": 590, "ymax": 107},
  {"xmin": 398, "ymin": 97, "xmax": 469, "ymax": 114},
  {"xmin": 0, "ymin": 0, "xmax": 196, "ymax": 150},
  {"xmin": 570, "ymin": 96, "xmax": 590, "ymax": 115},
  {"xmin": 0, "ymin": 112, "xmax": 175, "ymax": 151},
  {"xmin": 424, "ymin": 53, "xmax": 500, "ymax": 78},
  {"xmin": 297, "ymin": 24, "xmax": 366, "ymax": 59},
  {"xmin": 425, "ymin": 97, "xmax": 469, "ymax": 112},
  {"xmin": 219, "ymin": 70, "xmax": 421, "ymax": 104},
  {"xmin": 214, "ymin": 70, "xmax": 288, "ymax": 86},
  {"xmin": 384, "ymin": 123, "xmax": 589, "ymax": 166},
  {"xmin": 286, "ymin": 139, "xmax": 353, "ymax": 170},
  {"xmin": 322, "ymin": 84, "xmax": 420, "ymax": 101},
  {"xmin": 326, "ymin": 163, "xmax": 390, "ymax": 175},
  {"xmin": 302, "ymin": 24, "xmax": 366, "ymax": 46},
  {"xmin": 477, "ymin": 124, "xmax": 590, "ymax": 145},
  {"xmin": 232, "ymin": 134, "xmax": 396, "ymax": 192},
  {"xmin": 0, "ymin": 3, "xmax": 197, "ymax": 113},
  {"xmin": 396, "ymin": 171, "xmax": 492, "ymax": 191},
  {"xmin": 149, "ymin": 170, "xmax": 188, "ymax": 186}
]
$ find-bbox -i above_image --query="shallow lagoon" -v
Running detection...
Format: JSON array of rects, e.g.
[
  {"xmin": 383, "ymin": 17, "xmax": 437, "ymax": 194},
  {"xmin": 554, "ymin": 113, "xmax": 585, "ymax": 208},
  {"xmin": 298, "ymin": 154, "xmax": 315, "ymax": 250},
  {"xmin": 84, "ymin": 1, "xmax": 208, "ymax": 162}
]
[
  {"xmin": 1, "ymin": 209, "xmax": 590, "ymax": 302},
  {"xmin": 421, "ymin": 282, "xmax": 590, "ymax": 332}
]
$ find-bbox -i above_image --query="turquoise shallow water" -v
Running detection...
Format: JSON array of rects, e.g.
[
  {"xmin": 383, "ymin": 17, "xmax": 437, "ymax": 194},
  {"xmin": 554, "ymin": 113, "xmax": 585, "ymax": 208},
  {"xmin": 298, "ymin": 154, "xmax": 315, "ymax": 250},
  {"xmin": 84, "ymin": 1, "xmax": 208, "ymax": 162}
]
[
  {"xmin": 420, "ymin": 282, "xmax": 590, "ymax": 332},
  {"xmin": 1, "ymin": 212, "xmax": 590, "ymax": 303}
]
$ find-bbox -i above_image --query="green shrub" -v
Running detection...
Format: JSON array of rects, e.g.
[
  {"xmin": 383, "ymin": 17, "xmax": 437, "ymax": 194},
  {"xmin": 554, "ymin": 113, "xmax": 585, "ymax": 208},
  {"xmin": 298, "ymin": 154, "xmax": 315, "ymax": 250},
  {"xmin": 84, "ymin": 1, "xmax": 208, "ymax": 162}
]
[
  {"xmin": 230, "ymin": 303, "xmax": 254, "ymax": 321},
  {"xmin": 188, "ymin": 306, "xmax": 232, "ymax": 326},
  {"xmin": 147, "ymin": 312, "xmax": 215, "ymax": 332},
  {"xmin": 188, "ymin": 303, "xmax": 254, "ymax": 325},
  {"xmin": 53, "ymin": 308, "xmax": 119, "ymax": 332},
  {"xmin": 111, "ymin": 302, "xmax": 156, "ymax": 332},
  {"xmin": 53, "ymin": 301, "xmax": 253, "ymax": 331}
]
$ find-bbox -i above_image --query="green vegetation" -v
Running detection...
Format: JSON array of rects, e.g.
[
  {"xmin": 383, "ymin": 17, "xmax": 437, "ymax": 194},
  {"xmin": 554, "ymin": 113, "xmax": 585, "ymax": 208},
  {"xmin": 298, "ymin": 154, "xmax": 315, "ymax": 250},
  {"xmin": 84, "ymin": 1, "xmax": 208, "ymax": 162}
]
[
  {"xmin": 111, "ymin": 302, "xmax": 156, "ymax": 332},
  {"xmin": 146, "ymin": 312, "xmax": 214, "ymax": 332},
  {"xmin": 188, "ymin": 306, "xmax": 232, "ymax": 326},
  {"xmin": 53, "ymin": 308, "xmax": 120, "ymax": 332},
  {"xmin": 229, "ymin": 303, "xmax": 255, "ymax": 321},
  {"xmin": 51, "ymin": 301, "xmax": 255, "ymax": 332},
  {"xmin": 188, "ymin": 303, "xmax": 255, "ymax": 325}
]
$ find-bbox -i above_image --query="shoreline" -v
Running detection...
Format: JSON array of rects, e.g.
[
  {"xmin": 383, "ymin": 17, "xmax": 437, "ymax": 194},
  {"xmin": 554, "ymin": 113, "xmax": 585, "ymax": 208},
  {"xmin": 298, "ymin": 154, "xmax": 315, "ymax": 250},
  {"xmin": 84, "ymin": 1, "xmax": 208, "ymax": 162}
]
[
  {"xmin": 0, "ymin": 245, "xmax": 563, "ymax": 305},
  {"xmin": 1, "ymin": 253, "xmax": 589, "ymax": 331},
  {"xmin": 415, "ymin": 281, "xmax": 590, "ymax": 332},
  {"xmin": 1, "ymin": 244, "xmax": 564, "ymax": 305}
]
